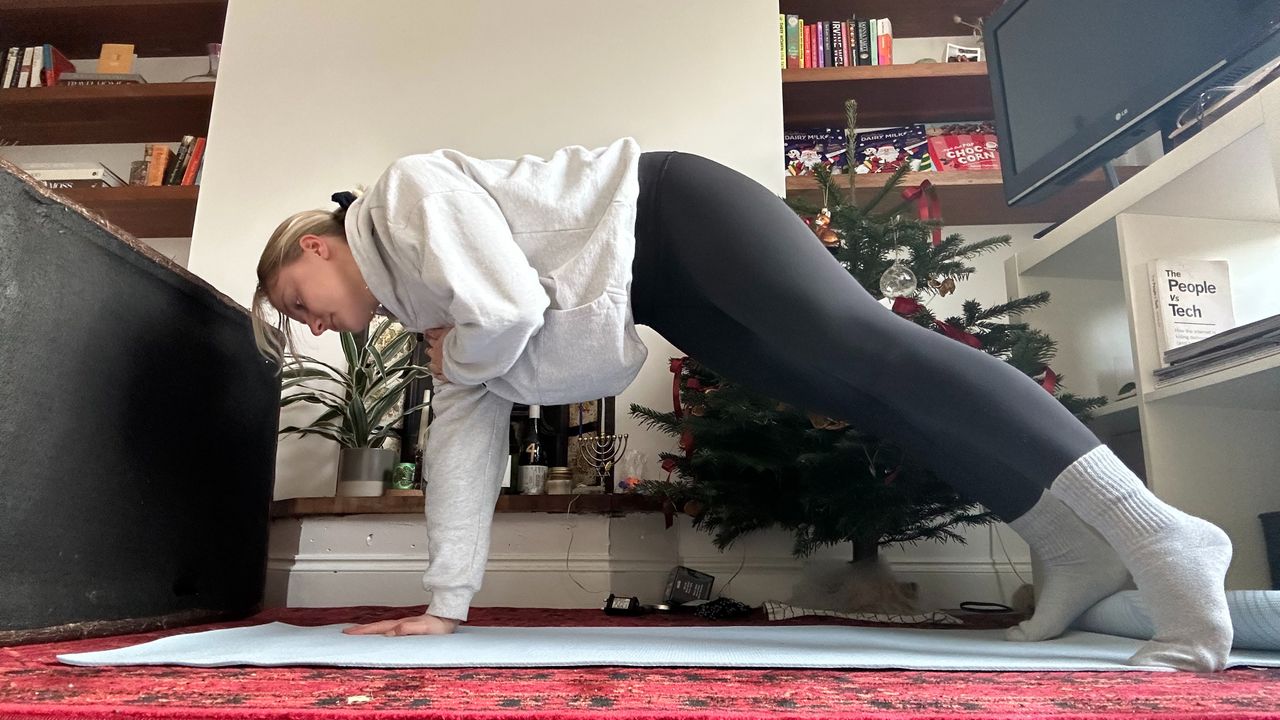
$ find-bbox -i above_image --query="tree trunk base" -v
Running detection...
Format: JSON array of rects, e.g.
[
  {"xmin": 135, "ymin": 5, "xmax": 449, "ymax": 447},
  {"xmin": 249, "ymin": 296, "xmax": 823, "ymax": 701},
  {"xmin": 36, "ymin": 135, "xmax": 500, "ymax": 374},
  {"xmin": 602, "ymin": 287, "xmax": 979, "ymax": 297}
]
[{"xmin": 788, "ymin": 556, "xmax": 919, "ymax": 615}]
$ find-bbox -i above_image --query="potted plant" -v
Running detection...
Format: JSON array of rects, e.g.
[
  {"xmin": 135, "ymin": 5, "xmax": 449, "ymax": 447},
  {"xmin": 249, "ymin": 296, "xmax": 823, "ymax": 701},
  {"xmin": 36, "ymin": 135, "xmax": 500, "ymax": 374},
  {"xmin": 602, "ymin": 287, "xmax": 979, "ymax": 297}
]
[{"xmin": 280, "ymin": 319, "xmax": 432, "ymax": 497}]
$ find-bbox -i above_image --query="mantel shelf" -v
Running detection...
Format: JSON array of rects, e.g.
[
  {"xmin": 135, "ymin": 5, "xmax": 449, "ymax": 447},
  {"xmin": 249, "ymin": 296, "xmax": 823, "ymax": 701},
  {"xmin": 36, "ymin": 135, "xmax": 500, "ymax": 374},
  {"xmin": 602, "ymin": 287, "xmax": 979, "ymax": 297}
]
[{"xmin": 271, "ymin": 493, "xmax": 665, "ymax": 519}]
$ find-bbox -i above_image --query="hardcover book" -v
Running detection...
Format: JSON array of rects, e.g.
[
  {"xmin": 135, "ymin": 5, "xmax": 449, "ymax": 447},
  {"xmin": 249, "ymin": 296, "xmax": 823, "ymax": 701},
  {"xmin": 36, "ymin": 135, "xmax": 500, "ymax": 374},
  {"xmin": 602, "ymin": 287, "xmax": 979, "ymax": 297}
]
[{"xmin": 1148, "ymin": 257, "xmax": 1235, "ymax": 358}]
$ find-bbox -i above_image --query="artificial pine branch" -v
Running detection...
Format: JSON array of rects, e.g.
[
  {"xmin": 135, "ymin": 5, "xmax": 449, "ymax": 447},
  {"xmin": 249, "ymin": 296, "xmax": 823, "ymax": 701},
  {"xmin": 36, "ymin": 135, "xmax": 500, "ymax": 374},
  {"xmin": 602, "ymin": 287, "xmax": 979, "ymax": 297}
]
[{"xmin": 861, "ymin": 163, "xmax": 913, "ymax": 215}]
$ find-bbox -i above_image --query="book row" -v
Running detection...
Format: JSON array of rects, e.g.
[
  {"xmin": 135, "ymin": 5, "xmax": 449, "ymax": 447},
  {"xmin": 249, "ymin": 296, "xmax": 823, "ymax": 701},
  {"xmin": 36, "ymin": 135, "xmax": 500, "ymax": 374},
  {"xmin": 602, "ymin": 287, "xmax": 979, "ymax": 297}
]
[
  {"xmin": 780, "ymin": 14, "xmax": 893, "ymax": 69},
  {"xmin": 20, "ymin": 135, "xmax": 205, "ymax": 190},
  {"xmin": 1, "ymin": 43, "xmax": 146, "ymax": 88},
  {"xmin": 786, "ymin": 122, "xmax": 999, "ymax": 176}
]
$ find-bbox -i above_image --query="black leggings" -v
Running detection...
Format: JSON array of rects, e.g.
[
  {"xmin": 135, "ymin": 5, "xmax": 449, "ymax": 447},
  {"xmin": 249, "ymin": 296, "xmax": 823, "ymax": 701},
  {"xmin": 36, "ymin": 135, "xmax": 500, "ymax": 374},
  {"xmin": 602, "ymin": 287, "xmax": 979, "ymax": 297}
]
[{"xmin": 630, "ymin": 151, "xmax": 1102, "ymax": 521}]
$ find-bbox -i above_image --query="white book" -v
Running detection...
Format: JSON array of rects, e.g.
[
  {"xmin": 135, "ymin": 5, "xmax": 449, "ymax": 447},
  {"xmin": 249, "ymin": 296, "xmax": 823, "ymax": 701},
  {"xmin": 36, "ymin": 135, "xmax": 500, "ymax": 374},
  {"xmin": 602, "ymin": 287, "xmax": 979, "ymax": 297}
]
[
  {"xmin": 869, "ymin": 18, "xmax": 879, "ymax": 65},
  {"xmin": 1148, "ymin": 257, "xmax": 1235, "ymax": 359},
  {"xmin": 17, "ymin": 46, "xmax": 33, "ymax": 88},
  {"xmin": 22, "ymin": 162, "xmax": 125, "ymax": 186},
  {"xmin": 29, "ymin": 45, "xmax": 43, "ymax": 87},
  {"xmin": 2, "ymin": 47, "xmax": 18, "ymax": 89}
]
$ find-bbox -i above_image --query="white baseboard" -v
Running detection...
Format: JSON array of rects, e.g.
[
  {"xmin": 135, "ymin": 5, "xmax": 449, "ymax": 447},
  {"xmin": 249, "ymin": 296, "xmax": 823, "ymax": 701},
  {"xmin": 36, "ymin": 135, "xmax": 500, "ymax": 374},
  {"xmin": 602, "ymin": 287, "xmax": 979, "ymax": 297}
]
[
  {"xmin": 266, "ymin": 551, "xmax": 1031, "ymax": 610},
  {"xmin": 266, "ymin": 514, "xmax": 1032, "ymax": 611}
]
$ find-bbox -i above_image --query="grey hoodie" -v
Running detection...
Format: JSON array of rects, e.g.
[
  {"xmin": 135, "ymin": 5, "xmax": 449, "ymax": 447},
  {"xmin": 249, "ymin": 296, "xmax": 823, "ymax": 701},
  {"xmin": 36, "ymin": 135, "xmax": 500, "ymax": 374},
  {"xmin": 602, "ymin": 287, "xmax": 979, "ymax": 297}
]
[{"xmin": 344, "ymin": 137, "xmax": 648, "ymax": 620}]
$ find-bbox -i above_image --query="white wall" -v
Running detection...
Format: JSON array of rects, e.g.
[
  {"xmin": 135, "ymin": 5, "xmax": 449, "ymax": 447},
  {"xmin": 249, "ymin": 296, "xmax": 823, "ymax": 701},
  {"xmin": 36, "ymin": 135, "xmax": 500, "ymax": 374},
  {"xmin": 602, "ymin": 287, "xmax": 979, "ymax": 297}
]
[{"xmin": 191, "ymin": 0, "xmax": 783, "ymax": 499}]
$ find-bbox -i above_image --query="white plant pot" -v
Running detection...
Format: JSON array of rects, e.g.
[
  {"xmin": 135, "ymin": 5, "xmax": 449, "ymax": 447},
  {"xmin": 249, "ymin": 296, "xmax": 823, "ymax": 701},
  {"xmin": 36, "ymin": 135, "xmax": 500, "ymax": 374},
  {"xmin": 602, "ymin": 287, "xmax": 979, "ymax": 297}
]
[{"xmin": 336, "ymin": 447, "xmax": 396, "ymax": 497}]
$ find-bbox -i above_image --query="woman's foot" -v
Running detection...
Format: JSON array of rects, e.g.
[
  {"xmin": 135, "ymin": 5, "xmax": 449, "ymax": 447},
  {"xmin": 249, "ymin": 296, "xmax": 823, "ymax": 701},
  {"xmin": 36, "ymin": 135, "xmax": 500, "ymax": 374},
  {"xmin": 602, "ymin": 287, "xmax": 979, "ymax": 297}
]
[
  {"xmin": 1050, "ymin": 445, "xmax": 1234, "ymax": 671},
  {"xmin": 1123, "ymin": 515, "xmax": 1233, "ymax": 671},
  {"xmin": 1006, "ymin": 525, "xmax": 1131, "ymax": 642}
]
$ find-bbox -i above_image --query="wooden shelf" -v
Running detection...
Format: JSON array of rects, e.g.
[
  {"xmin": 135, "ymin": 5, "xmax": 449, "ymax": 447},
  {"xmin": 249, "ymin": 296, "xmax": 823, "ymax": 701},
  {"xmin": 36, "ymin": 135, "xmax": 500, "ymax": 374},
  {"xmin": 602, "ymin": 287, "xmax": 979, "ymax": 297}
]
[
  {"xmin": 271, "ymin": 493, "xmax": 665, "ymax": 519},
  {"xmin": 783, "ymin": 62, "xmax": 991, "ymax": 129},
  {"xmin": 785, "ymin": 167, "xmax": 1145, "ymax": 226},
  {"xmin": 57, "ymin": 185, "xmax": 198, "ymax": 238},
  {"xmin": 0, "ymin": 83, "xmax": 214, "ymax": 145},
  {"xmin": 1084, "ymin": 395, "xmax": 1140, "ymax": 437},
  {"xmin": 0, "ymin": 0, "xmax": 228, "ymax": 58},
  {"xmin": 779, "ymin": 0, "xmax": 1002, "ymax": 38}
]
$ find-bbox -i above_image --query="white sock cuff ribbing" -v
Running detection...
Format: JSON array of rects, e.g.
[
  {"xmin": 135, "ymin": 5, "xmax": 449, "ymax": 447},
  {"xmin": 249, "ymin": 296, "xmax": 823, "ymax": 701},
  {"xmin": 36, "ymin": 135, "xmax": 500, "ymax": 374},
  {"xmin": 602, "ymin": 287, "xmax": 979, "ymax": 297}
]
[
  {"xmin": 1049, "ymin": 444, "xmax": 1178, "ymax": 539},
  {"xmin": 1008, "ymin": 492, "xmax": 1082, "ymax": 559}
]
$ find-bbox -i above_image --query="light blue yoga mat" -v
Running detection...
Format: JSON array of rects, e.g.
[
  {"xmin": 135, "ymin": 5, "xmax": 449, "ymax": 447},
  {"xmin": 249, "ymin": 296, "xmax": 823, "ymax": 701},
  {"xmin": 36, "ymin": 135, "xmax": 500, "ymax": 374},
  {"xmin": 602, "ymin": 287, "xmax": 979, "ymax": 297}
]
[{"xmin": 57, "ymin": 623, "xmax": 1280, "ymax": 672}]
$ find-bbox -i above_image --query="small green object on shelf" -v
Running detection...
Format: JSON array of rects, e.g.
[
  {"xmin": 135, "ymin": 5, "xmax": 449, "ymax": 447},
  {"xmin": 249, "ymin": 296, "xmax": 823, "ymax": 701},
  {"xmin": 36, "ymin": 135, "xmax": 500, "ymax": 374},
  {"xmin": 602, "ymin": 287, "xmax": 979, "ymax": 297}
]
[{"xmin": 391, "ymin": 462, "xmax": 416, "ymax": 490}]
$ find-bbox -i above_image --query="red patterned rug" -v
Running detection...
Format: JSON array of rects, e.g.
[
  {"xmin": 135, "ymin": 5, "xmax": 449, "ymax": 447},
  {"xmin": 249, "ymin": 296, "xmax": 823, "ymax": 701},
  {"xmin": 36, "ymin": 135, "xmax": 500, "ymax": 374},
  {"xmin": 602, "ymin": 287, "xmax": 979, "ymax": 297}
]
[{"xmin": 2, "ymin": 605, "xmax": 1279, "ymax": 719}]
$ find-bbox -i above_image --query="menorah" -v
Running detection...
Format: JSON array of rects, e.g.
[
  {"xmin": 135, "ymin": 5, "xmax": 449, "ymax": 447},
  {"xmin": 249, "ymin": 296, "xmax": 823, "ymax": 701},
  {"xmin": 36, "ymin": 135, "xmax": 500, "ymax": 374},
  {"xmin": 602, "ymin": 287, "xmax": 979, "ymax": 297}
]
[{"xmin": 577, "ymin": 397, "xmax": 628, "ymax": 491}]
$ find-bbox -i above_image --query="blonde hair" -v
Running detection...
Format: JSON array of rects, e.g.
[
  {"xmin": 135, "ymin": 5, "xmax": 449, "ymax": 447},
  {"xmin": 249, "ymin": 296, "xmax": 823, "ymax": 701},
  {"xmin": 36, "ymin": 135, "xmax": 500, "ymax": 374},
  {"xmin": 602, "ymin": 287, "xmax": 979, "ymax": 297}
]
[{"xmin": 250, "ymin": 205, "xmax": 350, "ymax": 367}]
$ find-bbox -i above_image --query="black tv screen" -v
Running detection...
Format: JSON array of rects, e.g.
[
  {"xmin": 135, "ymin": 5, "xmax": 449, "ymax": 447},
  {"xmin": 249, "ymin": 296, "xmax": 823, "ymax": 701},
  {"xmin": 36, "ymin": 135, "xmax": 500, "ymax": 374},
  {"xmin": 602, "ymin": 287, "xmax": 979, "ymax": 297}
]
[{"xmin": 987, "ymin": 0, "xmax": 1280, "ymax": 207}]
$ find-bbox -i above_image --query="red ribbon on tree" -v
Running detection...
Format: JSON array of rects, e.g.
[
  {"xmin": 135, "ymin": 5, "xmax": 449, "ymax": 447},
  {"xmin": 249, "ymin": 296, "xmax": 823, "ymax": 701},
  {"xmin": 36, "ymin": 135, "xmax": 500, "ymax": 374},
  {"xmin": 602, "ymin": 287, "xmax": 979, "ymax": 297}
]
[
  {"xmin": 669, "ymin": 358, "xmax": 685, "ymax": 420},
  {"xmin": 663, "ymin": 357, "xmax": 696, "ymax": 472},
  {"xmin": 901, "ymin": 179, "xmax": 942, "ymax": 247},
  {"xmin": 892, "ymin": 298, "xmax": 1061, "ymax": 394},
  {"xmin": 1038, "ymin": 366, "xmax": 1058, "ymax": 394},
  {"xmin": 890, "ymin": 296, "xmax": 981, "ymax": 349},
  {"xmin": 662, "ymin": 357, "xmax": 699, "ymax": 528}
]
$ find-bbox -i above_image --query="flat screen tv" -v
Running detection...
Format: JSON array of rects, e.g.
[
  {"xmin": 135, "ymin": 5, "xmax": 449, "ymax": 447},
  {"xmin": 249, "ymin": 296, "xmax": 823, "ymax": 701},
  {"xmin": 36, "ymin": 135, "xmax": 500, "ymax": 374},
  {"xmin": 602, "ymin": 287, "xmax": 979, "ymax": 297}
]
[{"xmin": 986, "ymin": 0, "xmax": 1280, "ymax": 207}]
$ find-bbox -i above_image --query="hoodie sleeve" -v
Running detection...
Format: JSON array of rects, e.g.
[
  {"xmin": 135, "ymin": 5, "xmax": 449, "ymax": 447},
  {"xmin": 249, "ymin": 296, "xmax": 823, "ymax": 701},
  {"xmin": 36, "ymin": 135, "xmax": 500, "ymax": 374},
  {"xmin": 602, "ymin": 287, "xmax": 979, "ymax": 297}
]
[
  {"xmin": 389, "ymin": 186, "xmax": 550, "ymax": 387},
  {"xmin": 419, "ymin": 380, "xmax": 513, "ymax": 622}
]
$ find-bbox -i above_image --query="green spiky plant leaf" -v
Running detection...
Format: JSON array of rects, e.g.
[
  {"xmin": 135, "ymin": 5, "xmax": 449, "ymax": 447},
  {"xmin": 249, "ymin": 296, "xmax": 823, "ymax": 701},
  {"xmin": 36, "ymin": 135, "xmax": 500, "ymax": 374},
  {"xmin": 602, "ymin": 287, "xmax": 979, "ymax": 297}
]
[{"xmin": 279, "ymin": 318, "xmax": 432, "ymax": 448}]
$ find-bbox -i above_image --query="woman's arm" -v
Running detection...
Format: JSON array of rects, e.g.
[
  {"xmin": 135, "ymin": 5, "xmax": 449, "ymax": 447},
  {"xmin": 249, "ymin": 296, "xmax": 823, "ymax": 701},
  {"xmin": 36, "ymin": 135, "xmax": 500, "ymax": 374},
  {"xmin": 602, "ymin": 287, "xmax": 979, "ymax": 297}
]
[
  {"xmin": 391, "ymin": 186, "xmax": 549, "ymax": 386},
  {"xmin": 419, "ymin": 380, "xmax": 513, "ymax": 621},
  {"xmin": 341, "ymin": 368, "xmax": 511, "ymax": 637}
]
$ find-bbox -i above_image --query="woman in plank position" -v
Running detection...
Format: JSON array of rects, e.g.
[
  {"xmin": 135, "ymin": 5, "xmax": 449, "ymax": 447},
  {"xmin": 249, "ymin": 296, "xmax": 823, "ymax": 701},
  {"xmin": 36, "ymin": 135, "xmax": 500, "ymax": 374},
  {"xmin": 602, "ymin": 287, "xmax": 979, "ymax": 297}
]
[{"xmin": 252, "ymin": 138, "xmax": 1231, "ymax": 671}]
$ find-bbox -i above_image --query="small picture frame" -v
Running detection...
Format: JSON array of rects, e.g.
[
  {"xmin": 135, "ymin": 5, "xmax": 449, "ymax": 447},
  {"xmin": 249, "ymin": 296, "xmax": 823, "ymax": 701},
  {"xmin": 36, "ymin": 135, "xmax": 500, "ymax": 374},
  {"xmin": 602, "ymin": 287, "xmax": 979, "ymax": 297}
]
[{"xmin": 946, "ymin": 43, "xmax": 983, "ymax": 63}]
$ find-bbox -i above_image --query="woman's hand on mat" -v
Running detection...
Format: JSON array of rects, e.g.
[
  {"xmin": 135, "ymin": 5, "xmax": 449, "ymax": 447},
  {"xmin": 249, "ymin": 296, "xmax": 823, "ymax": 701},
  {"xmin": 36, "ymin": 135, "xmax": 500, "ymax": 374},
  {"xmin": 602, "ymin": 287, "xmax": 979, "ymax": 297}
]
[{"xmin": 342, "ymin": 613, "xmax": 461, "ymax": 636}]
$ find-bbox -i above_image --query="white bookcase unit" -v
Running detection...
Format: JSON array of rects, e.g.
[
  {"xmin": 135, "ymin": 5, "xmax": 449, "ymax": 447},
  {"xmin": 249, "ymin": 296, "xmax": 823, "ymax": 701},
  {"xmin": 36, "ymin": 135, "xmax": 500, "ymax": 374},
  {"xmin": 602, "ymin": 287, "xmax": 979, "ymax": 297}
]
[{"xmin": 1005, "ymin": 76, "xmax": 1280, "ymax": 590}]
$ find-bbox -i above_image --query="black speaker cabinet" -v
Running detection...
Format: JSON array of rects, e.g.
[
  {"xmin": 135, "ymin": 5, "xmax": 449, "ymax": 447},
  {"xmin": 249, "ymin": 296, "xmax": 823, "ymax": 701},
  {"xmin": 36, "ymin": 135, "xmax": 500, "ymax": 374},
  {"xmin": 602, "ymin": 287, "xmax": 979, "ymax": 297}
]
[{"xmin": 0, "ymin": 159, "xmax": 280, "ymax": 645}]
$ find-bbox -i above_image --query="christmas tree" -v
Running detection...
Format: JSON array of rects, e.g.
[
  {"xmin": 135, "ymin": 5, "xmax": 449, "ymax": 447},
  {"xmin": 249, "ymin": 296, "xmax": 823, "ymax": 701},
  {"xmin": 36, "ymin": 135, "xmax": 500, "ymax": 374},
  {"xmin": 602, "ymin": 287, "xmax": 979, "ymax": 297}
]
[{"xmin": 630, "ymin": 100, "xmax": 1107, "ymax": 568}]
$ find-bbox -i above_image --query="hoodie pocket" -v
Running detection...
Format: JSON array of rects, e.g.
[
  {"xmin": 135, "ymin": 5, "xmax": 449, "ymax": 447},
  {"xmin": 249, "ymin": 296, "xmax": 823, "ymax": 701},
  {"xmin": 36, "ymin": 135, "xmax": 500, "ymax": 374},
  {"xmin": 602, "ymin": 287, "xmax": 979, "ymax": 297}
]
[{"xmin": 490, "ymin": 289, "xmax": 648, "ymax": 406}]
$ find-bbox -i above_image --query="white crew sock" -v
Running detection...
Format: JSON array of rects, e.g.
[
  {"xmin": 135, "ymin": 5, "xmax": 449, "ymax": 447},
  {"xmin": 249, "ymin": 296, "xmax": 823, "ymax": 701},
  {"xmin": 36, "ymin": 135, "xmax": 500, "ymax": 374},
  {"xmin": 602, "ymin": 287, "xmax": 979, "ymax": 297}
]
[
  {"xmin": 1049, "ymin": 444, "xmax": 1233, "ymax": 671},
  {"xmin": 1005, "ymin": 492, "xmax": 1131, "ymax": 642}
]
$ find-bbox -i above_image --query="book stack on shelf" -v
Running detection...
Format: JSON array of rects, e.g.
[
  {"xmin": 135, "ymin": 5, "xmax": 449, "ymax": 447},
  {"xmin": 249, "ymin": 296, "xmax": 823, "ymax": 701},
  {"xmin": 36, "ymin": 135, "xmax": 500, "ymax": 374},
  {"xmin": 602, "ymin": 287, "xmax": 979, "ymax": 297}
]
[
  {"xmin": 1144, "ymin": 257, "xmax": 1280, "ymax": 385},
  {"xmin": 1, "ymin": 42, "xmax": 145, "ymax": 88},
  {"xmin": 20, "ymin": 162, "xmax": 125, "ymax": 188},
  {"xmin": 1154, "ymin": 314, "xmax": 1280, "ymax": 385},
  {"xmin": 781, "ymin": 14, "xmax": 892, "ymax": 69},
  {"xmin": 785, "ymin": 121, "xmax": 998, "ymax": 177},
  {"xmin": 132, "ymin": 135, "xmax": 207, "ymax": 187}
]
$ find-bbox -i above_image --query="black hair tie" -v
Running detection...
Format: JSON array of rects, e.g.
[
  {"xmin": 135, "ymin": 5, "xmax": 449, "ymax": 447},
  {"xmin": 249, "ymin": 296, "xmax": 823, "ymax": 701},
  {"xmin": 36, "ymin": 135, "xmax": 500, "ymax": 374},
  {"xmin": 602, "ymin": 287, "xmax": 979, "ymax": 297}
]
[
  {"xmin": 958, "ymin": 601, "xmax": 1014, "ymax": 613},
  {"xmin": 331, "ymin": 191, "xmax": 358, "ymax": 210}
]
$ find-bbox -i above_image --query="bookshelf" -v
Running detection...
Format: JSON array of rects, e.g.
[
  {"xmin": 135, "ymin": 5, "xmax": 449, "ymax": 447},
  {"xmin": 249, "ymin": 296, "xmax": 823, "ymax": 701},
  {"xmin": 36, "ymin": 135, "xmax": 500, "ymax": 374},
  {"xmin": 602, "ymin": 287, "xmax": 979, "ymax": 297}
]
[
  {"xmin": 0, "ymin": 0, "xmax": 227, "ymax": 58},
  {"xmin": 778, "ymin": 0, "xmax": 1130, "ymax": 227},
  {"xmin": 783, "ymin": 62, "xmax": 991, "ymax": 128},
  {"xmin": 271, "ymin": 493, "xmax": 664, "ymax": 519},
  {"xmin": 0, "ymin": 0, "xmax": 226, "ymax": 238},
  {"xmin": 780, "ymin": 0, "xmax": 1001, "ymax": 38},
  {"xmin": 1003, "ymin": 75, "xmax": 1280, "ymax": 590}
]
